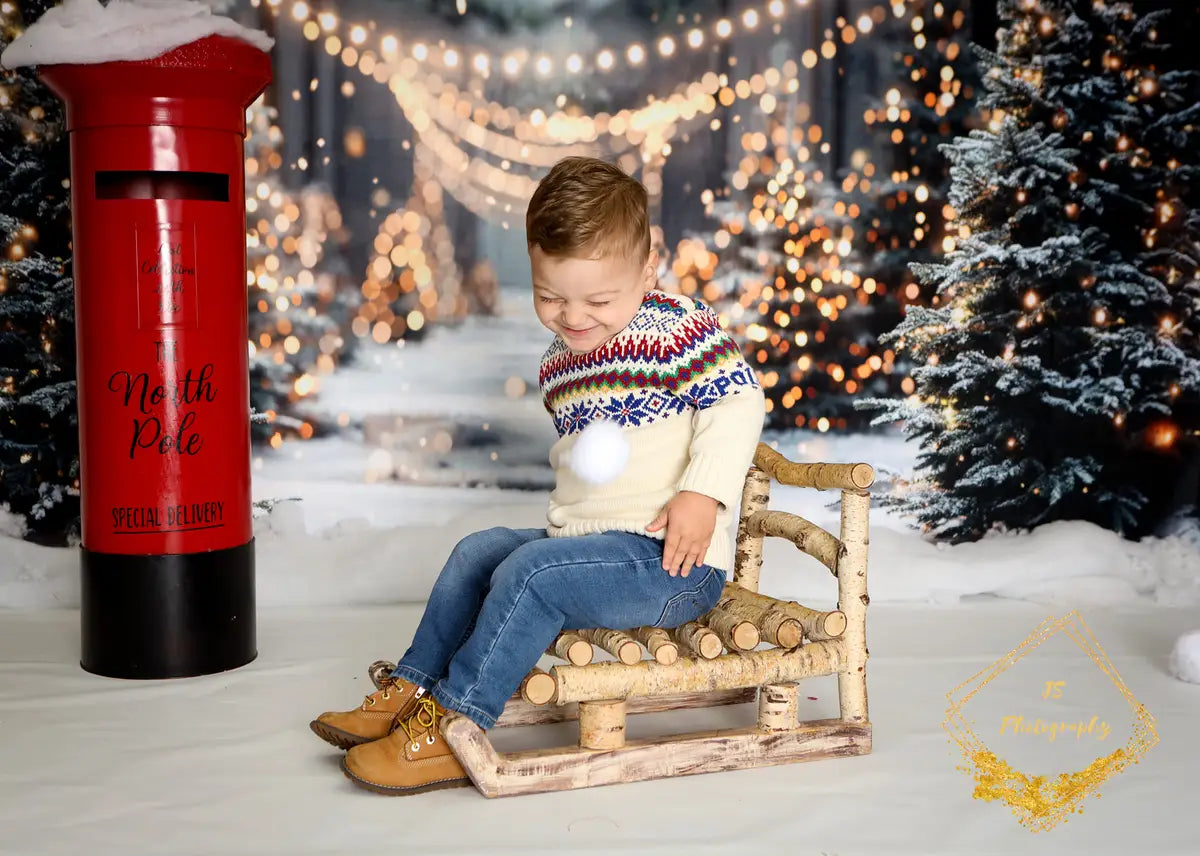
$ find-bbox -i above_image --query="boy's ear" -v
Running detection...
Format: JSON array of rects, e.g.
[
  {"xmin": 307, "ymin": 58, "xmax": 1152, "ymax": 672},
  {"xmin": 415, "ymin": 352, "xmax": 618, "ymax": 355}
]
[{"xmin": 642, "ymin": 249, "xmax": 659, "ymax": 289}]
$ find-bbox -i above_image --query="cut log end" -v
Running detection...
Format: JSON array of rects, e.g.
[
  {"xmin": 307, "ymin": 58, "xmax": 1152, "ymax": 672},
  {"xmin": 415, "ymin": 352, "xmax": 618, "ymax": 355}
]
[
  {"xmin": 566, "ymin": 639, "xmax": 594, "ymax": 666},
  {"xmin": 776, "ymin": 620, "xmax": 803, "ymax": 648},
  {"xmin": 699, "ymin": 633, "xmax": 723, "ymax": 659},
  {"xmin": 731, "ymin": 621, "xmax": 760, "ymax": 651},
  {"xmin": 520, "ymin": 669, "xmax": 556, "ymax": 706},
  {"xmin": 824, "ymin": 611, "xmax": 848, "ymax": 638},
  {"xmin": 654, "ymin": 644, "xmax": 679, "ymax": 666},
  {"xmin": 617, "ymin": 641, "xmax": 641, "ymax": 665}
]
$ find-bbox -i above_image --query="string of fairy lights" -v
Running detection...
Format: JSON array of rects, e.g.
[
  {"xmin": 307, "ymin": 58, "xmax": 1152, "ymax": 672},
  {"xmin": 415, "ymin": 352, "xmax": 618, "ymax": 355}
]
[
  {"xmin": 258, "ymin": 0, "xmax": 917, "ymax": 225},
  {"xmin": 265, "ymin": 0, "xmax": 918, "ymax": 81},
  {"xmin": 260, "ymin": 0, "xmax": 920, "ymax": 350}
]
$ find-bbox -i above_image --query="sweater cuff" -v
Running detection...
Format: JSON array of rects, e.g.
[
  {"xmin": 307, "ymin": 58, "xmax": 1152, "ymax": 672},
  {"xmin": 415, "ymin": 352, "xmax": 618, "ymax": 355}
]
[{"xmin": 678, "ymin": 452, "xmax": 742, "ymax": 513}]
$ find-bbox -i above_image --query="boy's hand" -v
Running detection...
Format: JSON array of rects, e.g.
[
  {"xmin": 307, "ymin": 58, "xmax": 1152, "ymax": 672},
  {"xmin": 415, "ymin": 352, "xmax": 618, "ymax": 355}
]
[{"xmin": 646, "ymin": 490, "xmax": 719, "ymax": 577}]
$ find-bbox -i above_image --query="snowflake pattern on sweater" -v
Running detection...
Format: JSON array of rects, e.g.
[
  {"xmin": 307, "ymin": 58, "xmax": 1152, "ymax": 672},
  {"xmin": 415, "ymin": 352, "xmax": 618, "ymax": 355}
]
[{"xmin": 539, "ymin": 290, "xmax": 761, "ymax": 437}]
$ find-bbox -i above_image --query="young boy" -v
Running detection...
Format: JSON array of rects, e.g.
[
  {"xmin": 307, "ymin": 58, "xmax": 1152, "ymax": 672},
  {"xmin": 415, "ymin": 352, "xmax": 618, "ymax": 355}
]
[{"xmin": 311, "ymin": 156, "xmax": 766, "ymax": 795}]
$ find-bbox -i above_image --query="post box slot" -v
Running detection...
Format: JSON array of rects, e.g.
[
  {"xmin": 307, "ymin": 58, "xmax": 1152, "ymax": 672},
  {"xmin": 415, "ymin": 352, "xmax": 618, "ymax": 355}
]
[{"xmin": 95, "ymin": 171, "xmax": 230, "ymax": 202}]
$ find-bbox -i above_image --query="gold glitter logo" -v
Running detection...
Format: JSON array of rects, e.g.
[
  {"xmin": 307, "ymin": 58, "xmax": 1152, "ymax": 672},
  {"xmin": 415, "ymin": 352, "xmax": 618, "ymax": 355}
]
[{"xmin": 943, "ymin": 611, "xmax": 1158, "ymax": 832}]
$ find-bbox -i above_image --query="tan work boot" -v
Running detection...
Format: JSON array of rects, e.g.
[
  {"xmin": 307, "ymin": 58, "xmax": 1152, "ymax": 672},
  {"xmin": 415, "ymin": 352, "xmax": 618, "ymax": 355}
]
[
  {"xmin": 310, "ymin": 676, "xmax": 427, "ymax": 750},
  {"xmin": 341, "ymin": 696, "xmax": 472, "ymax": 795}
]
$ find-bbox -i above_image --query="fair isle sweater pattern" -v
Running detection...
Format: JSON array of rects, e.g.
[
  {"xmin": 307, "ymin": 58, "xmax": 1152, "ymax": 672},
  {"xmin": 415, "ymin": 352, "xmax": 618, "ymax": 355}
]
[{"xmin": 539, "ymin": 291, "xmax": 761, "ymax": 437}]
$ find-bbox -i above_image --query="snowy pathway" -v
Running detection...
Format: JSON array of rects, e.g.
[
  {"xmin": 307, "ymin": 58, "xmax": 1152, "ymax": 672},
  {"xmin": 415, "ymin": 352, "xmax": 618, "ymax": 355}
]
[{"xmin": 282, "ymin": 287, "xmax": 559, "ymax": 492}]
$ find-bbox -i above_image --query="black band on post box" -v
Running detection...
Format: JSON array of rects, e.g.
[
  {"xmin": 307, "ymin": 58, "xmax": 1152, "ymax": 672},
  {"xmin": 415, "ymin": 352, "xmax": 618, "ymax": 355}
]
[{"xmin": 80, "ymin": 539, "xmax": 256, "ymax": 679}]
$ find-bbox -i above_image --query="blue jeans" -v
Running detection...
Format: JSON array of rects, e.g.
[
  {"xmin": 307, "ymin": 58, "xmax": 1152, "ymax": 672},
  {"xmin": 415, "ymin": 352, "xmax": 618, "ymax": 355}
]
[{"xmin": 390, "ymin": 526, "xmax": 727, "ymax": 729}]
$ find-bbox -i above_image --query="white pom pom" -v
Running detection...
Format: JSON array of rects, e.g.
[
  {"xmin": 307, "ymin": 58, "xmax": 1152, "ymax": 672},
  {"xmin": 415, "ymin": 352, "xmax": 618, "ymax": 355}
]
[
  {"xmin": 568, "ymin": 419, "xmax": 630, "ymax": 485},
  {"xmin": 1168, "ymin": 630, "xmax": 1200, "ymax": 685}
]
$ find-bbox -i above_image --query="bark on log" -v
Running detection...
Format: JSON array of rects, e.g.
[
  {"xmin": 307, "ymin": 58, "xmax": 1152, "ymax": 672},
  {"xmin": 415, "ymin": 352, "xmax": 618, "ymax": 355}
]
[
  {"xmin": 714, "ymin": 594, "xmax": 803, "ymax": 648},
  {"xmin": 837, "ymin": 489, "xmax": 870, "ymax": 724},
  {"xmin": 520, "ymin": 668, "xmax": 556, "ymax": 705},
  {"xmin": 757, "ymin": 683, "xmax": 800, "ymax": 731},
  {"xmin": 721, "ymin": 585, "xmax": 846, "ymax": 642},
  {"xmin": 577, "ymin": 628, "xmax": 641, "ymax": 665},
  {"xmin": 550, "ymin": 633, "xmax": 594, "ymax": 666},
  {"xmin": 734, "ymin": 466, "xmax": 771, "ymax": 592},
  {"xmin": 672, "ymin": 621, "xmax": 723, "ymax": 659},
  {"xmin": 753, "ymin": 443, "xmax": 875, "ymax": 491},
  {"xmin": 578, "ymin": 700, "xmax": 626, "ymax": 750},
  {"xmin": 634, "ymin": 627, "xmax": 679, "ymax": 665},
  {"xmin": 550, "ymin": 639, "xmax": 845, "ymax": 704},
  {"xmin": 495, "ymin": 688, "xmax": 757, "ymax": 729},
  {"xmin": 701, "ymin": 604, "xmax": 761, "ymax": 651},
  {"xmin": 748, "ymin": 509, "xmax": 843, "ymax": 574},
  {"xmin": 443, "ymin": 714, "xmax": 872, "ymax": 798}
]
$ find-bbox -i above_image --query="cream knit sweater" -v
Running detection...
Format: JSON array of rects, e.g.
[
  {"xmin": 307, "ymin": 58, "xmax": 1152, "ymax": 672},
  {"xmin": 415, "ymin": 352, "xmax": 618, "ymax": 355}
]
[{"xmin": 538, "ymin": 290, "xmax": 766, "ymax": 571}]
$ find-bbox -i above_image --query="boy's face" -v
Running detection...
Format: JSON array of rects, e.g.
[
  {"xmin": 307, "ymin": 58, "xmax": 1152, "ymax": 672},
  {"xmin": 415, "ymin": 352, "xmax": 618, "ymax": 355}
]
[{"xmin": 530, "ymin": 245, "xmax": 658, "ymax": 354}]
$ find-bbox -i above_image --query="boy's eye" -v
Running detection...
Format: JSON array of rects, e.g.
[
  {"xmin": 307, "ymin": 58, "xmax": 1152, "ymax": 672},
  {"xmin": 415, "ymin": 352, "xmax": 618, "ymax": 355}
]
[
  {"xmin": 588, "ymin": 301, "xmax": 611, "ymax": 307},
  {"xmin": 538, "ymin": 296, "xmax": 561, "ymax": 304}
]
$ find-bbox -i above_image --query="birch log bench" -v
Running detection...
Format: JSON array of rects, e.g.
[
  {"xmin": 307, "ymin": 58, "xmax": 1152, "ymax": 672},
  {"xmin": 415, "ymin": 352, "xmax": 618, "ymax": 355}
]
[{"xmin": 367, "ymin": 441, "xmax": 874, "ymax": 797}]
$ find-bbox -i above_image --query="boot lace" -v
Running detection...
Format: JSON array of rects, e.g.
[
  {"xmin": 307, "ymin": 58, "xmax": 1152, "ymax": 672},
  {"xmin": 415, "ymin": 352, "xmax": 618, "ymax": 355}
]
[
  {"xmin": 361, "ymin": 678, "xmax": 424, "ymax": 710},
  {"xmin": 395, "ymin": 696, "xmax": 444, "ymax": 752}
]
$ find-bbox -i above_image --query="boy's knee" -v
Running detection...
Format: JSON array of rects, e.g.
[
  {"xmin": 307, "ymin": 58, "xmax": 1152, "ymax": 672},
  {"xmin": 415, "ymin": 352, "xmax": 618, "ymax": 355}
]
[
  {"xmin": 452, "ymin": 526, "xmax": 516, "ymax": 557},
  {"xmin": 490, "ymin": 540, "xmax": 558, "ymax": 592}
]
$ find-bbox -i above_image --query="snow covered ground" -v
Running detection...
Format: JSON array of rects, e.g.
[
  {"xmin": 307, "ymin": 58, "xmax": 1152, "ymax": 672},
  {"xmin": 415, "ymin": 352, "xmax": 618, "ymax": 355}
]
[
  {"xmin": 1, "ymin": 287, "xmax": 1198, "ymax": 853},
  {"xmin": 0, "ymin": 603, "xmax": 1195, "ymax": 854}
]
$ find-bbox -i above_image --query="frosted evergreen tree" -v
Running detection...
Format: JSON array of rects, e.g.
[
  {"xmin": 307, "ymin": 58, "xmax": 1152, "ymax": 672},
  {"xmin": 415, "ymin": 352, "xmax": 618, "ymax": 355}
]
[
  {"xmin": 0, "ymin": 0, "xmax": 79, "ymax": 543},
  {"xmin": 859, "ymin": 0, "xmax": 1200, "ymax": 543}
]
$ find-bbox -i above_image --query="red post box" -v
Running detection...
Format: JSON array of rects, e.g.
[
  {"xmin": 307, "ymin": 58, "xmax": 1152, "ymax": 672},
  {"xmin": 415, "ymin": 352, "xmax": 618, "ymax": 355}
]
[{"xmin": 39, "ymin": 35, "xmax": 271, "ymax": 678}]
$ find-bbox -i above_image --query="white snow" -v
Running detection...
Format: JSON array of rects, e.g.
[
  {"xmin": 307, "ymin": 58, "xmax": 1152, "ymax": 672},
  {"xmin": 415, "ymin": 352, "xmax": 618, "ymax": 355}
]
[
  {"xmin": 0, "ymin": 0, "xmax": 273, "ymax": 69},
  {"xmin": 1168, "ymin": 630, "xmax": 1200, "ymax": 684},
  {"xmin": 1, "ymin": 603, "xmax": 1196, "ymax": 854}
]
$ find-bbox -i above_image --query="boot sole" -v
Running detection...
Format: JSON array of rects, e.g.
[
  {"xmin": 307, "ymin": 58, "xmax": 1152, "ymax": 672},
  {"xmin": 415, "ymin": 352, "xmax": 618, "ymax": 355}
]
[
  {"xmin": 310, "ymin": 720, "xmax": 375, "ymax": 750},
  {"xmin": 341, "ymin": 758, "xmax": 472, "ymax": 796}
]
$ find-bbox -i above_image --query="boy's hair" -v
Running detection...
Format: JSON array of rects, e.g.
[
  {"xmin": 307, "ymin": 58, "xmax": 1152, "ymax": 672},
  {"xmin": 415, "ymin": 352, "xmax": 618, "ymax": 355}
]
[{"xmin": 526, "ymin": 156, "xmax": 651, "ymax": 263}]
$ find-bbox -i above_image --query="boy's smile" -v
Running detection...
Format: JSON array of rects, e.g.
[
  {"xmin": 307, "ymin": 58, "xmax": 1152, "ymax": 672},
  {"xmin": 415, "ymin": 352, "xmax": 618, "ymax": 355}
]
[{"xmin": 530, "ymin": 245, "xmax": 658, "ymax": 354}]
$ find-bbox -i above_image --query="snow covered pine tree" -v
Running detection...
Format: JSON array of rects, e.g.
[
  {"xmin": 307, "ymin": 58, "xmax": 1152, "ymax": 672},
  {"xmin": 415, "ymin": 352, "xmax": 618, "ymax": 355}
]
[
  {"xmin": 0, "ymin": 0, "xmax": 79, "ymax": 543},
  {"xmin": 859, "ymin": 0, "xmax": 1200, "ymax": 543}
]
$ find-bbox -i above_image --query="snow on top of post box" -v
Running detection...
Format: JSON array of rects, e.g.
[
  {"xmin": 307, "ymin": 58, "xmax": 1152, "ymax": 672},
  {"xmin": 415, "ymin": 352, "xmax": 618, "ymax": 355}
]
[{"xmin": 0, "ymin": 0, "xmax": 273, "ymax": 69}]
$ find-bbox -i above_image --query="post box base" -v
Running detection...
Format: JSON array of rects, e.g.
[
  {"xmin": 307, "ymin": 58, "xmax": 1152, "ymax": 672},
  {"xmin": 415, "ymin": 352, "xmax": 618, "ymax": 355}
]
[{"xmin": 80, "ymin": 540, "xmax": 256, "ymax": 679}]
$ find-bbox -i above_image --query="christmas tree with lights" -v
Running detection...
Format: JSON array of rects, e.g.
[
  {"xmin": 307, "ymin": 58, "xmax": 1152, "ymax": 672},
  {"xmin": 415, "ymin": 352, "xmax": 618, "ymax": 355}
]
[
  {"xmin": 860, "ymin": 0, "xmax": 1200, "ymax": 543},
  {"xmin": 859, "ymin": 0, "xmax": 980, "ymax": 334},
  {"xmin": 0, "ymin": 0, "xmax": 79, "ymax": 543},
  {"xmin": 356, "ymin": 161, "xmax": 464, "ymax": 346},
  {"xmin": 244, "ymin": 101, "xmax": 355, "ymax": 446},
  {"xmin": 680, "ymin": 107, "xmax": 903, "ymax": 433}
]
